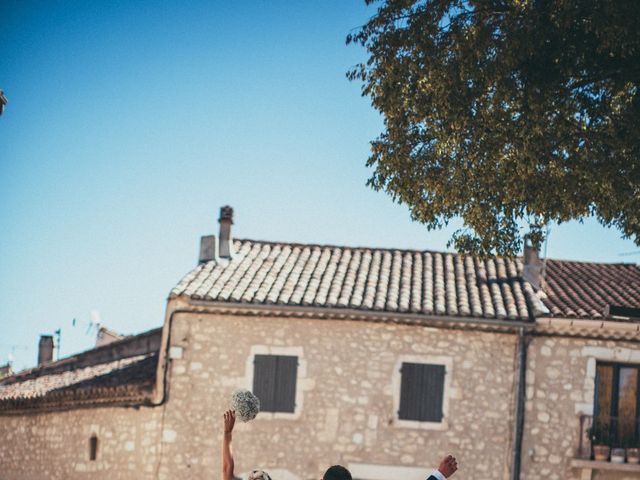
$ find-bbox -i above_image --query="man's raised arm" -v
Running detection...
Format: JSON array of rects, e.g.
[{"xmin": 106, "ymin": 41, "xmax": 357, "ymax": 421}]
[{"xmin": 428, "ymin": 455, "xmax": 458, "ymax": 480}]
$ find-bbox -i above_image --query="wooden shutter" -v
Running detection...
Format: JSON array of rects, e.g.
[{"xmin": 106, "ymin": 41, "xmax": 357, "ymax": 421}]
[
  {"xmin": 421, "ymin": 364, "xmax": 445, "ymax": 422},
  {"xmin": 274, "ymin": 355, "xmax": 298, "ymax": 413},
  {"xmin": 253, "ymin": 354, "xmax": 298, "ymax": 413},
  {"xmin": 399, "ymin": 362, "xmax": 445, "ymax": 422},
  {"xmin": 399, "ymin": 363, "xmax": 423, "ymax": 420},
  {"xmin": 253, "ymin": 355, "xmax": 277, "ymax": 411}
]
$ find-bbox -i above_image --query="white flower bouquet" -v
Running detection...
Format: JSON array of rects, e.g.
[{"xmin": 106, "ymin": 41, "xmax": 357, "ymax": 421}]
[{"xmin": 231, "ymin": 389, "xmax": 260, "ymax": 422}]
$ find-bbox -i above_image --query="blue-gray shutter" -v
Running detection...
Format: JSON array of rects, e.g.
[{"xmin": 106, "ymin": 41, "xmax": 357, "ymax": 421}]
[
  {"xmin": 253, "ymin": 355, "xmax": 277, "ymax": 411},
  {"xmin": 253, "ymin": 355, "xmax": 298, "ymax": 413},
  {"xmin": 399, "ymin": 362, "xmax": 422, "ymax": 420},
  {"xmin": 399, "ymin": 362, "xmax": 445, "ymax": 422},
  {"xmin": 420, "ymin": 364, "xmax": 445, "ymax": 422},
  {"xmin": 274, "ymin": 355, "xmax": 298, "ymax": 413}
]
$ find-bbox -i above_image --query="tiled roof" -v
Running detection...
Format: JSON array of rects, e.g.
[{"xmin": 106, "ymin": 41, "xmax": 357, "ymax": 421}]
[
  {"xmin": 0, "ymin": 328, "xmax": 161, "ymax": 412},
  {"xmin": 172, "ymin": 239, "xmax": 545, "ymax": 321},
  {"xmin": 172, "ymin": 239, "xmax": 640, "ymax": 322},
  {"xmin": 0, "ymin": 354, "xmax": 157, "ymax": 411},
  {"xmin": 542, "ymin": 259, "xmax": 640, "ymax": 319}
]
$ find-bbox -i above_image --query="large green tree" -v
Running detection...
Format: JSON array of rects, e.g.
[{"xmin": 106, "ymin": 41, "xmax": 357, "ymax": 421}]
[{"xmin": 348, "ymin": 0, "xmax": 640, "ymax": 256}]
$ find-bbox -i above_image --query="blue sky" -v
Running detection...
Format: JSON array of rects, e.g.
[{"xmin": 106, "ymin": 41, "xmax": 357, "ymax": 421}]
[{"xmin": 1, "ymin": 0, "xmax": 638, "ymax": 371}]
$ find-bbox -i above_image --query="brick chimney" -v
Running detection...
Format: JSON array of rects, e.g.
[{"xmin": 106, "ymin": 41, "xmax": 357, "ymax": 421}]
[
  {"xmin": 218, "ymin": 205, "xmax": 234, "ymax": 259},
  {"xmin": 523, "ymin": 235, "xmax": 544, "ymax": 290},
  {"xmin": 38, "ymin": 335, "xmax": 54, "ymax": 366}
]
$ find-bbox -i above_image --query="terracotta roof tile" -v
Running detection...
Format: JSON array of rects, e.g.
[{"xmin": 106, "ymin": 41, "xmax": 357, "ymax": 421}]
[
  {"xmin": 175, "ymin": 239, "xmax": 640, "ymax": 321},
  {"xmin": 173, "ymin": 239, "xmax": 553, "ymax": 321},
  {"xmin": 362, "ymin": 250, "xmax": 380, "ymax": 310},
  {"xmin": 542, "ymin": 259, "xmax": 640, "ymax": 319}
]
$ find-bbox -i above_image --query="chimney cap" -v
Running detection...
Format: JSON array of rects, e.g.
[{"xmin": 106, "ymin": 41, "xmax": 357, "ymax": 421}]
[
  {"xmin": 38, "ymin": 335, "xmax": 54, "ymax": 366},
  {"xmin": 199, "ymin": 234, "xmax": 217, "ymax": 263},
  {"xmin": 219, "ymin": 205, "xmax": 233, "ymax": 223}
]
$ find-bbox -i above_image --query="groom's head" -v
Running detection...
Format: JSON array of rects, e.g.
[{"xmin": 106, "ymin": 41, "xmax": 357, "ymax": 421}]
[{"xmin": 323, "ymin": 465, "xmax": 352, "ymax": 480}]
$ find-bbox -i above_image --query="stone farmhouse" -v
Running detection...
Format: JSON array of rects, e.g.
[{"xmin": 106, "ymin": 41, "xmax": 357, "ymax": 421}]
[{"xmin": 1, "ymin": 206, "xmax": 640, "ymax": 480}]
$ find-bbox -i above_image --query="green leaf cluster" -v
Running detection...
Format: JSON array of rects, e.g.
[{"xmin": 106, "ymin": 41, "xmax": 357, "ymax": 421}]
[{"xmin": 348, "ymin": 0, "xmax": 640, "ymax": 256}]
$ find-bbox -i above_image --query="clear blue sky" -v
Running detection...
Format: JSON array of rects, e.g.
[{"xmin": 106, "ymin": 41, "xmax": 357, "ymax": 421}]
[{"xmin": 1, "ymin": 0, "xmax": 637, "ymax": 371}]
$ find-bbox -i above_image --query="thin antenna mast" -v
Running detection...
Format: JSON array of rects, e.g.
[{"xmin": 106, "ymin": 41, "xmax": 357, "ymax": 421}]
[{"xmin": 54, "ymin": 329, "xmax": 61, "ymax": 360}]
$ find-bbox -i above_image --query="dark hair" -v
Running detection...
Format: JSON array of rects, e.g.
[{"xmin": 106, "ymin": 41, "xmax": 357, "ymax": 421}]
[{"xmin": 323, "ymin": 465, "xmax": 352, "ymax": 480}]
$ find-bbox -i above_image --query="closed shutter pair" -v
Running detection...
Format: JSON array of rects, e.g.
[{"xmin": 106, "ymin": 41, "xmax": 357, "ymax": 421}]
[
  {"xmin": 253, "ymin": 354, "xmax": 298, "ymax": 413},
  {"xmin": 399, "ymin": 363, "xmax": 445, "ymax": 422}
]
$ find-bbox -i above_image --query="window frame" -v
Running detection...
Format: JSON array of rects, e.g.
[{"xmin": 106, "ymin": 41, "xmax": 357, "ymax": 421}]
[
  {"xmin": 594, "ymin": 360, "xmax": 640, "ymax": 446},
  {"xmin": 252, "ymin": 354, "xmax": 298, "ymax": 413},
  {"xmin": 245, "ymin": 345, "xmax": 307, "ymax": 420},
  {"xmin": 392, "ymin": 355, "xmax": 452, "ymax": 430},
  {"xmin": 398, "ymin": 362, "xmax": 446, "ymax": 422}
]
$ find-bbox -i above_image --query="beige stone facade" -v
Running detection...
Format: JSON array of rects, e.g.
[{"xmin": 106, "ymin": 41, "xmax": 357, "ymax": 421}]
[
  {"xmin": 0, "ymin": 299, "xmax": 522, "ymax": 480},
  {"xmin": 155, "ymin": 305, "xmax": 519, "ymax": 480}
]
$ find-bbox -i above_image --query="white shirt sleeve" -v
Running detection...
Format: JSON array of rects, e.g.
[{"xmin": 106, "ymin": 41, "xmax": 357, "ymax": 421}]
[{"xmin": 429, "ymin": 470, "xmax": 447, "ymax": 480}]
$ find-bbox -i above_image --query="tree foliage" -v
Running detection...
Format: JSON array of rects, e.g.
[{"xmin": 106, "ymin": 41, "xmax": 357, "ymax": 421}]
[{"xmin": 348, "ymin": 0, "xmax": 640, "ymax": 256}]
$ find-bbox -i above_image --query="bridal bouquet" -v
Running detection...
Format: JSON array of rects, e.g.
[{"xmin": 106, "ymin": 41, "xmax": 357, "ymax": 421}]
[{"xmin": 231, "ymin": 389, "xmax": 260, "ymax": 422}]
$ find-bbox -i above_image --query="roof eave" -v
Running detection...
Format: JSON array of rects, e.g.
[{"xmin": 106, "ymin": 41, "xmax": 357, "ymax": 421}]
[
  {"xmin": 535, "ymin": 316, "xmax": 640, "ymax": 341},
  {"xmin": 184, "ymin": 298, "xmax": 534, "ymax": 333},
  {"xmin": 0, "ymin": 389, "xmax": 154, "ymax": 416}
]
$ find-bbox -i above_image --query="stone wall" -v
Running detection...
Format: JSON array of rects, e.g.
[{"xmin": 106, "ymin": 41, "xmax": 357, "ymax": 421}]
[
  {"xmin": 520, "ymin": 335, "xmax": 640, "ymax": 480},
  {"xmin": 0, "ymin": 406, "xmax": 162, "ymax": 479},
  {"xmin": 156, "ymin": 310, "xmax": 519, "ymax": 480}
]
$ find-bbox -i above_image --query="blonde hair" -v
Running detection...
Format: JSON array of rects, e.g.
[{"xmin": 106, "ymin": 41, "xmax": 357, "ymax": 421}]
[{"xmin": 248, "ymin": 470, "xmax": 272, "ymax": 480}]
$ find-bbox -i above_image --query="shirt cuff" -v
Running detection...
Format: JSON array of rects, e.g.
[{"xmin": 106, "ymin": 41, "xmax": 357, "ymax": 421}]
[{"xmin": 430, "ymin": 469, "xmax": 447, "ymax": 480}]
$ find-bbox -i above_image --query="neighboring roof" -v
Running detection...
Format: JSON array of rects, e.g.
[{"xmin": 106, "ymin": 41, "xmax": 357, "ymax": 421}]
[
  {"xmin": 543, "ymin": 259, "xmax": 640, "ymax": 319},
  {"xmin": 172, "ymin": 239, "xmax": 544, "ymax": 321},
  {"xmin": 0, "ymin": 328, "xmax": 161, "ymax": 413}
]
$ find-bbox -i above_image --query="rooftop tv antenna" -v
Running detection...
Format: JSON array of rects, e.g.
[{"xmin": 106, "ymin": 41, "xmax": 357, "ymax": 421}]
[
  {"xmin": 54, "ymin": 328, "xmax": 61, "ymax": 360},
  {"xmin": 0, "ymin": 344, "xmax": 28, "ymax": 367},
  {"xmin": 72, "ymin": 309, "xmax": 102, "ymax": 336}
]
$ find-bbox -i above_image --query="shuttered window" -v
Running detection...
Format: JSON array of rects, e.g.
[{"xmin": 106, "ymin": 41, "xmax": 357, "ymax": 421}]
[
  {"xmin": 594, "ymin": 362, "xmax": 640, "ymax": 446},
  {"xmin": 253, "ymin": 354, "xmax": 298, "ymax": 413},
  {"xmin": 398, "ymin": 362, "xmax": 445, "ymax": 422}
]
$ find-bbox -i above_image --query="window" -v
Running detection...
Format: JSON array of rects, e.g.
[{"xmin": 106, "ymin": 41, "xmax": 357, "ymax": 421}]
[
  {"xmin": 594, "ymin": 362, "xmax": 640, "ymax": 446},
  {"xmin": 89, "ymin": 435, "xmax": 98, "ymax": 461},
  {"xmin": 252, "ymin": 354, "xmax": 298, "ymax": 413},
  {"xmin": 398, "ymin": 362, "xmax": 445, "ymax": 422}
]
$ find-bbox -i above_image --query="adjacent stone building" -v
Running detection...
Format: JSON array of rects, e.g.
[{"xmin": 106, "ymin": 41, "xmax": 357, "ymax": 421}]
[
  {"xmin": 1, "ymin": 207, "xmax": 639, "ymax": 480},
  {"xmin": 518, "ymin": 260, "xmax": 640, "ymax": 480},
  {"xmin": 0, "ymin": 328, "xmax": 162, "ymax": 478}
]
